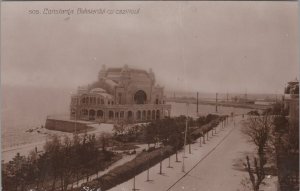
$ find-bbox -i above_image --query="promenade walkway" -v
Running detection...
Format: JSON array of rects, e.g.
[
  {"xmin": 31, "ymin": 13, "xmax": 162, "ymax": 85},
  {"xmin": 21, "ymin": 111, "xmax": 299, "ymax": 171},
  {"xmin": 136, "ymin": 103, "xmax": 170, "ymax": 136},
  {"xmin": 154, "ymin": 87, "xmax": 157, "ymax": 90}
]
[{"xmin": 108, "ymin": 116, "xmax": 255, "ymax": 191}]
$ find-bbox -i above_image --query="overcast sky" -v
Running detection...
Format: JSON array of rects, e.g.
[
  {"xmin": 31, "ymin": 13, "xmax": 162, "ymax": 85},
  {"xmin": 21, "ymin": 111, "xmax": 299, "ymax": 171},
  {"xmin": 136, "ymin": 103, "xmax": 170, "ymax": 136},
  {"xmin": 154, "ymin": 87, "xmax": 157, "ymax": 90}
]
[{"xmin": 1, "ymin": 1, "xmax": 299, "ymax": 94}]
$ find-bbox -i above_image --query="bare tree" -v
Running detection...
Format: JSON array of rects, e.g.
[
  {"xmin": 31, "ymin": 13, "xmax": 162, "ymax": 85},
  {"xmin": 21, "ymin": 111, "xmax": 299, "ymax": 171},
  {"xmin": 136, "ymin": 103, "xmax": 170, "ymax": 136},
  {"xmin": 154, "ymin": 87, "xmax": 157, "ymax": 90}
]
[
  {"xmin": 244, "ymin": 156, "xmax": 265, "ymax": 191},
  {"xmin": 242, "ymin": 113, "xmax": 273, "ymax": 191}
]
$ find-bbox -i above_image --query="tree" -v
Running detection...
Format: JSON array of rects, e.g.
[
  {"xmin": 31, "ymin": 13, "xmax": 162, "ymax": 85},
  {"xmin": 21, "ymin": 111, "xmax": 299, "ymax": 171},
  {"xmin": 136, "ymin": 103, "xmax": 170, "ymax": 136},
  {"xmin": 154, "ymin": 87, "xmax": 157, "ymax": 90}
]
[
  {"xmin": 168, "ymin": 119, "xmax": 184, "ymax": 162},
  {"xmin": 243, "ymin": 114, "xmax": 272, "ymax": 157},
  {"xmin": 72, "ymin": 133, "xmax": 82, "ymax": 186},
  {"xmin": 99, "ymin": 132, "xmax": 112, "ymax": 151},
  {"xmin": 4, "ymin": 153, "xmax": 27, "ymax": 191},
  {"xmin": 44, "ymin": 135, "xmax": 62, "ymax": 191},
  {"xmin": 35, "ymin": 152, "xmax": 50, "ymax": 190},
  {"xmin": 242, "ymin": 113, "xmax": 273, "ymax": 191},
  {"xmin": 58, "ymin": 136, "xmax": 75, "ymax": 191},
  {"xmin": 144, "ymin": 122, "xmax": 157, "ymax": 149},
  {"xmin": 196, "ymin": 116, "xmax": 206, "ymax": 127},
  {"xmin": 205, "ymin": 114, "xmax": 219, "ymax": 123},
  {"xmin": 244, "ymin": 156, "xmax": 265, "ymax": 191},
  {"xmin": 169, "ymin": 132, "xmax": 183, "ymax": 162}
]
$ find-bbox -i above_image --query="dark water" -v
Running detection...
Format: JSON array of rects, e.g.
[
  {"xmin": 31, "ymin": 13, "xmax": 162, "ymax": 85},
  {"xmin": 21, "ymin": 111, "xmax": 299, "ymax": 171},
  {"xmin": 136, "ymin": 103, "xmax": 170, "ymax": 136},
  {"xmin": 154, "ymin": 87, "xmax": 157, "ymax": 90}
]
[{"xmin": 2, "ymin": 85, "xmax": 71, "ymax": 149}]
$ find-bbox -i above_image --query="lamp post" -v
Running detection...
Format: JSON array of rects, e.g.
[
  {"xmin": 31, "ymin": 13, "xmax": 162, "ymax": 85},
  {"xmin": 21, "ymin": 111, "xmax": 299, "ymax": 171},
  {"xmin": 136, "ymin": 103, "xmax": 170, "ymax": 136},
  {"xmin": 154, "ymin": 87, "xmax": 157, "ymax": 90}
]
[
  {"xmin": 167, "ymin": 152, "xmax": 172, "ymax": 168},
  {"xmin": 132, "ymin": 156, "xmax": 138, "ymax": 191},
  {"xmin": 159, "ymin": 149, "xmax": 163, "ymax": 175},
  {"xmin": 146, "ymin": 154, "xmax": 151, "ymax": 181},
  {"xmin": 71, "ymin": 92, "xmax": 78, "ymax": 134},
  {"xmin": 215, "ymin": 93, "xmax": 218, "ymax": 113},
  {"xmin": 75, "ymin": 101, "xmax": 78, "ymax": 134},
  {"xmin": 182, "ymin": 102, "xmax": 189, "ymax": 172},
  {"xmin": 199, "ymin": 136, "xmax": 202, "ymax": 147},
  {"xmin": 196, "ymin": 92, "xmax": 199, "ymax": 115},
  {"xmin": 207, "ymin": 130, "xmax": 209, "ymax": 141}
]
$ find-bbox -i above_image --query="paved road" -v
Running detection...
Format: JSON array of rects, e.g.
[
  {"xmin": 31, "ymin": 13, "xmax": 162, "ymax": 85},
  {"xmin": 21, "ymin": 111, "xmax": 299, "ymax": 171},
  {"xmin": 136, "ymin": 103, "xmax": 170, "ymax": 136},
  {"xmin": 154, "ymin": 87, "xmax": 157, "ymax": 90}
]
[{"xmin": 169, "ymin": 117, "xmax": 254, "ymax": 191}]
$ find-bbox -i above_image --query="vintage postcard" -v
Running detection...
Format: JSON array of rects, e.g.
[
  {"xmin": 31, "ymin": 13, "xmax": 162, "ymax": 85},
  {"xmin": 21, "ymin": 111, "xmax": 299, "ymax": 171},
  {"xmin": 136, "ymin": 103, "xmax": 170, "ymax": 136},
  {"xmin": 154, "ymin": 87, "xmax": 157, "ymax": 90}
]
[{"xmin": 1, "ymin": 1, "xmax": 299, "ymax": 191}]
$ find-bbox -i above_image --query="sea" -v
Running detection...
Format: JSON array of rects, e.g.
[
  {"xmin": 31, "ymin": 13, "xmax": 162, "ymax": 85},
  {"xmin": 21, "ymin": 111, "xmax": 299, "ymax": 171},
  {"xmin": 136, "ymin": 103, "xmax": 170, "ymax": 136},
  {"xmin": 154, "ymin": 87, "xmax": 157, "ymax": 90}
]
[{"xmin": 1, "ymin": 85, "xmax": 253, "ymax": 150}]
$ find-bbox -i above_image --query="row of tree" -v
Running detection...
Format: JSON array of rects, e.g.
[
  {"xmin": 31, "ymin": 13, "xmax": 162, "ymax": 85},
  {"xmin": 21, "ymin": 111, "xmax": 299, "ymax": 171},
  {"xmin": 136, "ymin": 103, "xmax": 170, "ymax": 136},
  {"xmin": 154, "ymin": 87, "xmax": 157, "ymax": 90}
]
[
  {"xmin": 143, "ymin": 114, "xmax": 221, "ymax": 161},
  {"xmin": 2, "ymin": 133, "xmax": 115, "ymax": 191}
]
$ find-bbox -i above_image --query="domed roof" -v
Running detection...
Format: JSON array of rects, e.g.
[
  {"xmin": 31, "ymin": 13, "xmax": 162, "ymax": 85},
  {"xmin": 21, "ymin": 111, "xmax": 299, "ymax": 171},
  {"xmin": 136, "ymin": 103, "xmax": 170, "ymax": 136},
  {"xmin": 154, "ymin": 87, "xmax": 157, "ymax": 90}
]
[{"xmin": 90, "ymin": 88, "xmax": 106, "ymax": 93}]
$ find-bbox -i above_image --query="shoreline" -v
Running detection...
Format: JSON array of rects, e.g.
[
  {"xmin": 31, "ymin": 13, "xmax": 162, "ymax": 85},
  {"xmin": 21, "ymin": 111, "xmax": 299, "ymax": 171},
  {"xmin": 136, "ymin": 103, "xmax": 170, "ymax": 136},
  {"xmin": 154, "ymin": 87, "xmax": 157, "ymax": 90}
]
[{"xmin": 2, "ymin": 123, "xmax": 114, "ymax": 163}]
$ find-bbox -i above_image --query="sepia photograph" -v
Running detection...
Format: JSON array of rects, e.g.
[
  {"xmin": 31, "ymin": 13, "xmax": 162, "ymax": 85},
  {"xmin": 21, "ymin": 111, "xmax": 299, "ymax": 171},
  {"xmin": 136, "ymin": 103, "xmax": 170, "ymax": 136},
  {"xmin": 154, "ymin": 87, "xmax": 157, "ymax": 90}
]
[{"xmin": 1, "ymin": 1, "xmax": 299, "ymax": 191}]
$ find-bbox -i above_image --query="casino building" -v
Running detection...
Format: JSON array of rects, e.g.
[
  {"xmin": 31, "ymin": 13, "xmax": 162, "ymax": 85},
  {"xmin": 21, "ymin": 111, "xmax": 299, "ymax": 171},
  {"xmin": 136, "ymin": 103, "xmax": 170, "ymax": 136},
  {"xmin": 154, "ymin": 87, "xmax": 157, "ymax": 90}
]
[{"xmin": 70, "ymin": 65, "xmax": 171, "ymax": 123}]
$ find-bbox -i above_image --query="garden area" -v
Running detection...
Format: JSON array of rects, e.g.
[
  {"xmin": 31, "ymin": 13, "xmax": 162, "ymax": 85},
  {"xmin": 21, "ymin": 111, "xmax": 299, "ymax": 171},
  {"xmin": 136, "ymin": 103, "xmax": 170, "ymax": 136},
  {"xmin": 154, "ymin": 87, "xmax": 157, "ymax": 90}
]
[{"xmin": 2, "ymin": 114, "xmax": 227, "ymax": 191}]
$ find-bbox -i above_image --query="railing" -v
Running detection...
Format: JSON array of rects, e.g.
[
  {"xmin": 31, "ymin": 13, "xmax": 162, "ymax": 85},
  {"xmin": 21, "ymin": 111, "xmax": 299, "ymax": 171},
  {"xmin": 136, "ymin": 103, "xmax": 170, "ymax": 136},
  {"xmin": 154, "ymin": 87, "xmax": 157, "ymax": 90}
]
[{"xmin": 70, "ymin": 103, "xmax": 171, "ymax": 110}]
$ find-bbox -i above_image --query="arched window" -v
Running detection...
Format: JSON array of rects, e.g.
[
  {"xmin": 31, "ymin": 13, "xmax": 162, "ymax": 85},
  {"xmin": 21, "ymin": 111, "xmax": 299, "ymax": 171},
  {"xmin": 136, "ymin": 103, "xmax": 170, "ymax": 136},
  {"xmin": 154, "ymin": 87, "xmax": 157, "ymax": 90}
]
[
  {"xmin": 136, "ymin": 111, "xmax": 141, "ymax": 120},
  {"xmin": 109, "ymin": 111, "xmax": 114, "ymax": 119},
  {"xmin": 152, "ymin": 110, "xmax": 156, "ymax": 120},
  {"xmin": 120, "ymin": 111, "xmax": 124, "ymax": 118},
  {"xmin": 142, "ymin": 110, "xmax": 146, "ymax": 120},
  {"xmin": 147, "ymin": 110, "xmax": 151, "ymax": 120},
  {"xmin": 97, "ymin": 110, "xmax": 104, "ymax": 118},
  {"xmin": 156, "ymin": 110, "xmax": 160, "ymax": 119},
  {"xmin": 134, "ymin": 90, "xmax": 147, "ymax": 104},
  {"xmin": 89, "ymin": 110, "xmax": 96, "ymax": 120},
  {"xmin": 128, "ymin": 111, "xmax": 133, "ymax": 120}
]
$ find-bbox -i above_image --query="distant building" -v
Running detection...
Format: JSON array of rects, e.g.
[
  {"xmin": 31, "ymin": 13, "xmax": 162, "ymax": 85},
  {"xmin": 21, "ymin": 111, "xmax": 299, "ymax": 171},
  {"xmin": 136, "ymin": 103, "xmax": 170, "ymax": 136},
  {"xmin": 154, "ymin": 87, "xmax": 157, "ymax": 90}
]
[
  {"xmin": 284, "ymin": 79, "xmax": 299, "ymax": 128},
  {"xmin": 70, "ymin": 65, "xmax": 171, "ymax": 123},
  {"xmin": 231, "ymin": 96, "xmax": 255, "ymax": 104}
]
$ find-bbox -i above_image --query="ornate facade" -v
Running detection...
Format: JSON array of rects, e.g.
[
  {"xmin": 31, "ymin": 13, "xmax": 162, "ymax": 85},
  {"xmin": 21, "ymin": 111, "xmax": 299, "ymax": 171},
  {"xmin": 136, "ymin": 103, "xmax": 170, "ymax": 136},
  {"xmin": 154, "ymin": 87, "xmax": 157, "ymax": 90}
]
[
  {"xmin": 284, "ymin": 79, "xmax": 299, "ymax": 128},
  {"xmin": 70, "ymin": 65, "xmax": 171, "ymax": 123}
]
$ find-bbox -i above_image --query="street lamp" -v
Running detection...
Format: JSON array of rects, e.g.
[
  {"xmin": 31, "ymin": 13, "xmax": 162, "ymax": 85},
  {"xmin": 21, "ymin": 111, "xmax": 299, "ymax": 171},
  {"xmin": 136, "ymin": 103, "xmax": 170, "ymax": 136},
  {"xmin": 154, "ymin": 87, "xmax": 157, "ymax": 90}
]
[
  {"xmin": 132, "ymin": 156, "xmax": 138, "ymax": 191},
  {"xmin": 182, "ymin": 102, "xmax": 189, "ymax": 172},
  {"xmin": 71, "ymin": 92, "xmax": 78, "ymax": 134},
  {"xmin": 159, "ymin": 149, "xmax": 163, "ymax": 174}
]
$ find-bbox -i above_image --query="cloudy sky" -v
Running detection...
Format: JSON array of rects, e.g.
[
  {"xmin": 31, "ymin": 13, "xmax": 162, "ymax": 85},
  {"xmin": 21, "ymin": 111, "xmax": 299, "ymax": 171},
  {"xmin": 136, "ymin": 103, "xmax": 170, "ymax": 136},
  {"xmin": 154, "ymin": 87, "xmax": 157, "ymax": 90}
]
[{"xmin": 1, "ymin": 1, "xmax": 299, "ymax": 94}]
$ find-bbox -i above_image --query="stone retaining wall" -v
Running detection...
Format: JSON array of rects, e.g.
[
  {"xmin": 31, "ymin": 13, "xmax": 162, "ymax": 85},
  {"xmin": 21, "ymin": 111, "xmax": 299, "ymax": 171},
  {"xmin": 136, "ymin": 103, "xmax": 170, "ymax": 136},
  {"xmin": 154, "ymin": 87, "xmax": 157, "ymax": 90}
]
[{"xmin": 45, "ymin": 119, "xmax": 93, "ymax": 133}]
